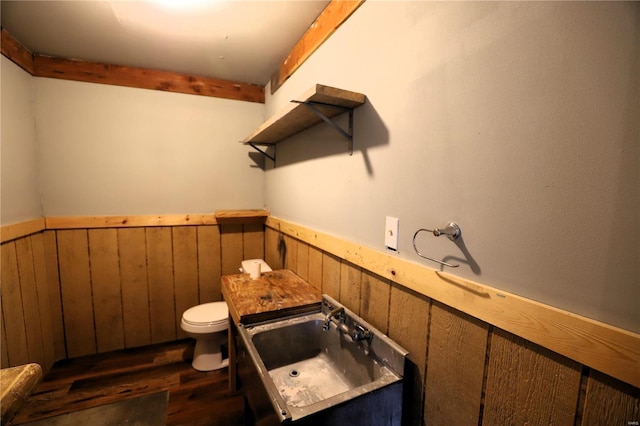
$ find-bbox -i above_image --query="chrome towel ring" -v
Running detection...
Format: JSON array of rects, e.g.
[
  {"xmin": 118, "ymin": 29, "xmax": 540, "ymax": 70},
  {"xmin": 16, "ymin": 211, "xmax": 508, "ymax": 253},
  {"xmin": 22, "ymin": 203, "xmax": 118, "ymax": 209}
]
[{"xmin": 412, "ymin": 222, "xmax": 461, "ymax": 268}]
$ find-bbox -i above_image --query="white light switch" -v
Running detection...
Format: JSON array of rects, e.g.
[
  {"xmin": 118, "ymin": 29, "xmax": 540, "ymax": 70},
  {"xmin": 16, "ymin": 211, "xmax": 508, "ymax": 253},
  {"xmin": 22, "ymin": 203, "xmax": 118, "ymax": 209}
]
[{"xmin": 385, "ymin": 216, "xmax": 399, "ymax": 252}]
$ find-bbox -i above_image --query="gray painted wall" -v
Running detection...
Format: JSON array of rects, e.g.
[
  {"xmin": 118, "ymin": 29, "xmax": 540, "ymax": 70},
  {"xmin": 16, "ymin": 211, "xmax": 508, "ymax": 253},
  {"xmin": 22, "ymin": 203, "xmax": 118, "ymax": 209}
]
[
  {"xmin": 1, "ymin": 65, "xmax": 266, "ymax": 221},
  {"xmin": 1, "ymin": 57, "xmax": 41, "ymax": 223},
  {"xmin": 264, "ymin": 2, "xmax": 639, "ymax": 332},
  {"xmin": 2, "ymin": 2, "xmax": 637, "ymax": 333},
  {"xmin": 35, "ymin": 78, "xmax": 265, "ymax": 216}
]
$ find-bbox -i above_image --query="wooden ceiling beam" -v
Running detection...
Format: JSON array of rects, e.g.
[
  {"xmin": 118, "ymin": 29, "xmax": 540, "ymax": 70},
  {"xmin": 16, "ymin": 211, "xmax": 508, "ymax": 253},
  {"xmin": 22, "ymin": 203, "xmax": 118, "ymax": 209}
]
[
  {"xmin": 1, "ymin": 28, "xmax": 264, "ymax": 103},
  {"xmin": 32, "ymin": 55, "xmax": 264, "ymax": 103},
  {"xmin": 269, "ymin": 0, "xmax": 365, "ymax": 94},
  {"xmin": 1, "ymin": 28, "xmax": 35, "ymax": 74}
]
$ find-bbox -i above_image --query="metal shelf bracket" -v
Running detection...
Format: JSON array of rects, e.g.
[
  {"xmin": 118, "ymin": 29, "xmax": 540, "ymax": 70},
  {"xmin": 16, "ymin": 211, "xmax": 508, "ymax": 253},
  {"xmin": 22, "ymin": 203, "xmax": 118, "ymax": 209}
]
[
  {"xmin": 247, "ymin": 142, "xmax": 276, "ymax": 164},
  {"xmin": 292, "ymin": 100, "xmax": 355, "ymax": 155},
  {"xmin": 245, "ymin": 99, "xmax": 356, "ymax": 167}
]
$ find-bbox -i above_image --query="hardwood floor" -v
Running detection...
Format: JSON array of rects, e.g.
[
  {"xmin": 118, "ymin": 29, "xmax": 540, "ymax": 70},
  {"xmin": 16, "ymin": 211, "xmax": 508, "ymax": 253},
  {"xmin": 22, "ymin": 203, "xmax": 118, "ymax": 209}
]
[{"xmin": 11, "ymin": 340, "xmax": 246, "ymax": 426}]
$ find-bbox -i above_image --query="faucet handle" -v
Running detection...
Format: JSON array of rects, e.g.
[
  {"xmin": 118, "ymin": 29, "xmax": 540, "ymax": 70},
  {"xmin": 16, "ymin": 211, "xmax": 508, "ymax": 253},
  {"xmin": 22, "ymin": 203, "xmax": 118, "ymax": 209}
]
[{"xmin": 353, "ymin": 323, "xmax": 372, "ymax": 341}]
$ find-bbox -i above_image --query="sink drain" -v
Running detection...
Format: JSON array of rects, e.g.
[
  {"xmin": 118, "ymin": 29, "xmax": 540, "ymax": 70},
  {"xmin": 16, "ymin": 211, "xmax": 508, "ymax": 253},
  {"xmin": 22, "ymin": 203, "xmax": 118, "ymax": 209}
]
[{"xmin": 289, "ymin": 369, "xmax": 300, "ymax": 378}]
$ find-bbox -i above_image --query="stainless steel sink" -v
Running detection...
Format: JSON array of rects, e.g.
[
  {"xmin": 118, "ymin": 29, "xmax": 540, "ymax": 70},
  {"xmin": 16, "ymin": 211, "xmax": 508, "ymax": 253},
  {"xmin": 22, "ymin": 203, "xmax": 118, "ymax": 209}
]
[{"xmin": 237, "ymin": 295, "xmax": 408, "ymax": 425}]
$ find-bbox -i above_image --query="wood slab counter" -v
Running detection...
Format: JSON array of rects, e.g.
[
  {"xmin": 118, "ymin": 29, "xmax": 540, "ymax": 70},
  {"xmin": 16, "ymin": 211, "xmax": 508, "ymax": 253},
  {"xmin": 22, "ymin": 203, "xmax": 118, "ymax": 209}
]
[
  {"xmin": 222, "ymin": 269, "xmax": 322, "ymax": 325},
  {"xmin": 1, "ymin": 363, "xmax": 42, "ymax": 424}
]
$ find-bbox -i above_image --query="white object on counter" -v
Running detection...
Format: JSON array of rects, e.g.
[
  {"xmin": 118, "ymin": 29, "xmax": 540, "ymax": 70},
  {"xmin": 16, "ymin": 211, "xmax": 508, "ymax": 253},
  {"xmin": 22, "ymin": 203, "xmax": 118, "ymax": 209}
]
[
  {"xmin": 240, "ymin": 259, "xmax": 273, "ymax": 275},
  {"xmin": 247, "ymin": 260, "xmax": 261, "ymax": 279}
]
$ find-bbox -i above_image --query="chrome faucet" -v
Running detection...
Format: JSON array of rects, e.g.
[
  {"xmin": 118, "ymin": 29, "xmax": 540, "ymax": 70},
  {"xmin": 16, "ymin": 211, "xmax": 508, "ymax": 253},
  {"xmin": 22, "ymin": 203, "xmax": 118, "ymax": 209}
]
[
  {"xmin": 323, "ymin": 306, "xmax": 372, "ymax": 342},
  {"xmin": 323, "ymin": 307, "xmax": 344, "ymax": 331}
]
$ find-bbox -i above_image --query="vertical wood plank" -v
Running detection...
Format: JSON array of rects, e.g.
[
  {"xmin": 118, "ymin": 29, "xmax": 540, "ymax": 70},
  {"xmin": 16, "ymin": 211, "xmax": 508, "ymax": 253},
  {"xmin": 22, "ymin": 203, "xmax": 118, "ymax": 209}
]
[
  {"xmin": 389, "ymin": 284, "xmax": 430, "ymax": 370},
  {"xmin": 339, "ymin": 261, "xmax": 361, "ymax": 314},
  {"xmin": 581, "ymin": 369, "xmax": 640, "ymax": 426},
  {"xmin": 173, "ymin": 226, "xmax": 199, "ymax": 340},
  {"xmin": 388, "ymin": 283, "xmax": 430, "ymax": 426},
  {"xmin": 483, "ymin": 328, "xmax": 582, "ymax": 425},
  {"xmin": 242, "ymin": 223, "xmax": 264, "ymax": 261},
  {"xmin": 264, "ymin": 227, "xmax": 282, "ymax": 270},
  {"xmin": 0, "ymin": 305, "xmax": 8, "ymax": 368},
  {"xmin": 43, "ymin": 230, "xmax": 65, "ymax": 361},
  {"xmin": 1, "ymin": 242, "xmax": 29, "ymax": 366},
  {"xmin": 424, "ymin": 302, "xmax": 488, "ymax": 425},
  {"xmin": 15, "ymin": 237, "xmax": 46, "ymax": 369},
  {"xmin": 118, "ymin": 228, "xmax": 151, "ymax": 348},
  {"xmin": 307, "ymin": 246, "xmax": 323, "ymax": 291},
  {"xmin": 283, "ymin": 234, "xmax": 298, "ymax": 272},
  {"xmin": 321, "ymin": 252, "xmax": 341, "ymax": 299},
  {"xmin": 88, "ymin": 229, "xmax": 124, "ymax": 352},
  {"xmin": 146, "ymin": 227, "xmax": 176, "ymax": 343},
  {"xmin": 220, "ymin": 224, "xmax": 243, "ymax": 276},
  {"xmin": 359, "ymin": 270, "xmax": 390, "ymax": 334},
  {"xmin": 29, "ymin": 233, "xmax": 57, "ymax": 371},
  {"xmin": 197, "ymin": 226, "xmax": 221, "ymax": 303},
  {"xmin": 274, "ymin": 229, "xmax": 286, "ymax": 270},
  {"xmin": 296, "ymin": 241, "xmax": 309, "ymax": 280},
  {"xmin": 57, "ymin": 230, "xmax": 96, "ymax": 357}
]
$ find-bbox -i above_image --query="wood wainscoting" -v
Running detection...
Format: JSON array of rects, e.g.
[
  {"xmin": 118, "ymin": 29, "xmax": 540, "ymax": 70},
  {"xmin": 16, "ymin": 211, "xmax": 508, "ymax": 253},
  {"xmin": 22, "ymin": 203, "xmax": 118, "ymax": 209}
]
[
  {"xmin": 2, "ymin": 213, "xmax": 638, "ymax": 425},
  {"xmin": 1, "ymin": 231, "xmax": 61, "ymax": 373},
  {"xmin": 263, "ymin": 218, "xmax": 640, "ymax": 426},
  {"xmin": 0, "ymin": 213, "xmax": 265, "ymax": 373}
]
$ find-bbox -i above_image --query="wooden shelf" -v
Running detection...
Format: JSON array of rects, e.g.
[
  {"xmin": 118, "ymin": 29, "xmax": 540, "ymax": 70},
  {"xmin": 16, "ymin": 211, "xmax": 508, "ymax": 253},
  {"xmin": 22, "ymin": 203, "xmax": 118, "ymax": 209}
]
[
  {"xmin": 241, "ymin": 84, "xmax": 365, "ymax": 162},
  {"xmin": 214, "ymin": 209, "xmax": 269, "ymax": 224}
]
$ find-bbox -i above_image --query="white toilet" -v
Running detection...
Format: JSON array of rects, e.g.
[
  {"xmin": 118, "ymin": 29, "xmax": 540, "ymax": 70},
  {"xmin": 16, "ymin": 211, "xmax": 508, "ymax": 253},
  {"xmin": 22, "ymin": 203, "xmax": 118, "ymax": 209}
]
[
  {"xmin": 181, "ymin": 302, "xmax": 229, "ymax": 371},
  {"xmin": 180, "ymin": 259, "xmax": 272, "ymax": 371}
]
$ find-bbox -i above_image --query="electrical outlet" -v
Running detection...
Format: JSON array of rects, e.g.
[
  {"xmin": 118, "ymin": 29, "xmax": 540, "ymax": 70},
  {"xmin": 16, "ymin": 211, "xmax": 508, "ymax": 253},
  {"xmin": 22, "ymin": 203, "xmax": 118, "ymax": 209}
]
[{"xmin": 385, "ymin": 216, "xmax": 399, "ymax": 252}]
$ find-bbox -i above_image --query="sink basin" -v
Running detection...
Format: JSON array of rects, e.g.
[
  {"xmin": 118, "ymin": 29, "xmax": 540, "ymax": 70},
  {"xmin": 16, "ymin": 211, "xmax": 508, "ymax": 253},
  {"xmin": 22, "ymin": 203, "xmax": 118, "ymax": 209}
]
[{"xmin": 237, "ymin": 295, "xmax": 408, "ymax": 425}]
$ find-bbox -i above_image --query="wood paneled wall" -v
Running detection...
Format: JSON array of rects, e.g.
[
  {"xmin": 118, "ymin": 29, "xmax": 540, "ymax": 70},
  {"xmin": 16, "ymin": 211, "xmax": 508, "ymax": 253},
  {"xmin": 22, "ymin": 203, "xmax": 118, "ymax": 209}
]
[
  {"xmin": 2, "ymin": 217, "xmax": 638, "ymax": 424},
  {"xmin": 1, "ymin": 222, "xmax": 263, "ymax": 373},
  {"xmin": 264, "ymin": 226, "xmax": 640, "ymax": 426},
  {"xmin": 1, "ymin": 231, "xmax": 62, "ymax": 372}
]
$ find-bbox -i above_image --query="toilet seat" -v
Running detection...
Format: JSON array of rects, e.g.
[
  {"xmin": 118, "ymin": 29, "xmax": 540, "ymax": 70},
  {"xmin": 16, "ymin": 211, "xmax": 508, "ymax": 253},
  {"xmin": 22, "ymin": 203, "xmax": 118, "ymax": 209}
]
[{"xmin": 181, "ymin": 302, "xmax": 228, "ymax": 333}]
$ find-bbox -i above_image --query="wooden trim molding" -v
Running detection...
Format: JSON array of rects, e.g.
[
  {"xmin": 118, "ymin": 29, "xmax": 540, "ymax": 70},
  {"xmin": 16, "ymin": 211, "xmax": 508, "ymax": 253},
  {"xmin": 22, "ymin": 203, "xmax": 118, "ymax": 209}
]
[
  {"xmin": 269, "ymin": 0, "xmax": 365, "ymax": 94},
  {"xmin": 45, "ymin": 214, "xmax": 217, "ymax": 230},
  {"xmin": 1, "ymin": 28, "xmax": 34, "ymax": 74},
  {"xmin": 265, "ymin": 216, "xmax": 640, "ymax": 388},
  {"xmin": 214, "ymin": 209, "xmax": 269, "ymax": 224},
  {"xmin": 0, "ymin": 212, "xmax": 270, "ymax": 238},
  {"xmin": 0, "ymin": 218, "xmax": 46, "ymax": 243},
  {"xmin": 44, "ymin": 211, "xmax": 270, "ymax": 230}
]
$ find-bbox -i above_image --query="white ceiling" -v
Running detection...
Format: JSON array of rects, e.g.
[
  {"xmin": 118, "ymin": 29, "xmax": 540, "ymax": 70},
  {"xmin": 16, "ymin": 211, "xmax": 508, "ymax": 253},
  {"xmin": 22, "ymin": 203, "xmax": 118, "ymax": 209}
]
[{"xmin": 1, "ymin": 0, "xmax": 330, "ymax": 85}]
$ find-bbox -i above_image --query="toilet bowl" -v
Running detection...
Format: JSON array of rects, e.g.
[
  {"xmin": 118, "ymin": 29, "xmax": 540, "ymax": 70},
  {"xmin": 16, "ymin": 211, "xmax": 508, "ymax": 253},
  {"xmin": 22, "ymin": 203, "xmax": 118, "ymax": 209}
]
[
  {"xmin": 181, "ymin": 259, "xmax": 272, "ymax": 371},
  {"xmin": 181, "ymin": 302, "xmax": 229, "ymax": 371}
]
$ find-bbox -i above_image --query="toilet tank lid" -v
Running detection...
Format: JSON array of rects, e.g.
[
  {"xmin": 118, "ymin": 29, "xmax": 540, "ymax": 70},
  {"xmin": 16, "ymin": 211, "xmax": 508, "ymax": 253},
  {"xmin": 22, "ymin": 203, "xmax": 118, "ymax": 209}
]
[{"xmin": 183, "ymin": 302, "xmax": 228, "ymax": 323}]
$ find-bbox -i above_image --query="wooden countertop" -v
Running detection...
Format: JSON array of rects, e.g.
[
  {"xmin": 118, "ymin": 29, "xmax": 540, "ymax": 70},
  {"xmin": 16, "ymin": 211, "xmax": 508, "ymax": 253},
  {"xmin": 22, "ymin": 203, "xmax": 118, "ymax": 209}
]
[
  {"xmin": 1, "ymin": 363, "xmax": 42, "ymax": 424},
  {"xmin": 222, "ymin": 269, "xmax": 322, "ymax": 325}
]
